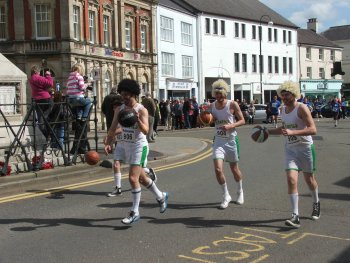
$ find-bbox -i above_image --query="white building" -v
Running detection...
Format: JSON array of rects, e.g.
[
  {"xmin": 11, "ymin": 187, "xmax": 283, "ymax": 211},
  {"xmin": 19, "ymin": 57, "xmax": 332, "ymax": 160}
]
[
  {"xmin": 298, "ymin": 19, "xmax": 343, "ymax": 100},
  {"xmin": 182, "ymin": 0, "xmax": 298, "ymax": 104},
  {"xmin": 157, "ymin": 0, "xmax": 198, "ymax": 100}
]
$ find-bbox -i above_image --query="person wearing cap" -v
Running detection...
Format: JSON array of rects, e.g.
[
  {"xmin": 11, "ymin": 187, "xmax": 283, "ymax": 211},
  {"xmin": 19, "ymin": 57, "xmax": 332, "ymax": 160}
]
[
  {"xmin": 267, "ymin": 81, "xmax": 320, "ymax": 229},
  {"xmin": 208, "ymin": 79, "xmax": 246, "ymax": 209}
]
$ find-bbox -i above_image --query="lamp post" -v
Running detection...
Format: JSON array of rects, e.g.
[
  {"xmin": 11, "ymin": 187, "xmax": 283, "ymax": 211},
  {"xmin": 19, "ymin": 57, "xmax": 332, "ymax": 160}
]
[{"xmin": 259, "ymin": 15, "xmax": 273, "ymax": 104}]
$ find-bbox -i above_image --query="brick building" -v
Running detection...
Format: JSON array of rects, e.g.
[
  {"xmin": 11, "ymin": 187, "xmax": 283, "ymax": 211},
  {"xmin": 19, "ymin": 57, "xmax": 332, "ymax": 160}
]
[{"xmin": 0, "ymin": 0, "xmax": 158, "ymax": 130}]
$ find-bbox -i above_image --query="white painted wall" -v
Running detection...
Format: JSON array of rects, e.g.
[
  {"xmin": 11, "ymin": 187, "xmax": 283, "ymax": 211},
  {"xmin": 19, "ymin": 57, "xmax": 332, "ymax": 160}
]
[
  {"xmin": 197, "ymin": 14, "xmax": 298, "ymax": 104},
  {"xmin": 156, "ymin": 5, "xmax": 198, "ymax": 100}
]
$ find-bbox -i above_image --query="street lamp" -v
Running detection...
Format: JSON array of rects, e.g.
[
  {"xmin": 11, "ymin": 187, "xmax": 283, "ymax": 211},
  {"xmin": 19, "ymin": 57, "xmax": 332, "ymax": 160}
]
[{"xmin": 259, "ymin": 15, "xmax": 273, "ymax": 104}]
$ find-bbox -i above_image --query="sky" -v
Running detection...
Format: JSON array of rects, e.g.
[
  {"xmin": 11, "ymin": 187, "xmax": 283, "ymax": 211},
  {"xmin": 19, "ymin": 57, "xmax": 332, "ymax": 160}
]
[{"xmin": 260, "ymin": 0, "xmax": 350, "ymax": 32}]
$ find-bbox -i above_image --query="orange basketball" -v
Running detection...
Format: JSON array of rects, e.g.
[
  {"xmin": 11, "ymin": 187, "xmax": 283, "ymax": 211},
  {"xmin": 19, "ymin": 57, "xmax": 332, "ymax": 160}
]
[
  {"xmin": 197, "ymin": 111, "xmax": 214, "ymax": 126},
  {"xmin": 251, "ymin": 125, "xmax": 269, "ymax": 143},
  {"xmin": 85, "ymin": 151, "xmax": 100, "ymax": 165}
]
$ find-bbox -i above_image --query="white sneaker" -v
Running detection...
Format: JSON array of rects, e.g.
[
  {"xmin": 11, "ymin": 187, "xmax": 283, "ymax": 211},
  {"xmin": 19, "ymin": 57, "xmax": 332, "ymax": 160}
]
[
  {"xmin": 121, "ymin": 211, "xmax": 140, "ymax": 225},
  {"xmin": 234, "ymin": 191, "xmax": 244, "ymax": 205},
  {"xmin": 219, "ymin": 195, "xmax": 232, "ymax": 209}
]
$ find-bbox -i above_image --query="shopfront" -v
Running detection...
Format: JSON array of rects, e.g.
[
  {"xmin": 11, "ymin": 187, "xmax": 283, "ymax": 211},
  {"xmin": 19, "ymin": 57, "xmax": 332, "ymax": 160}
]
[
  {"xmin": 166, "ymin": 78, "xmax": 196, "ymax": 100},
  {"xmin": 300, "ymin": 79, "xmax": 343, "ymax": 101}
]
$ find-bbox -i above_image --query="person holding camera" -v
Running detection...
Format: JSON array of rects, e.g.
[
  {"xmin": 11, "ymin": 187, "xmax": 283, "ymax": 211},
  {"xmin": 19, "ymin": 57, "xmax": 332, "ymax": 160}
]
[
  {"xmin": 66, "ymin": 63, "xmax": 92, "ymax": 121},
  {"xmin": 29, "ymin": 65, "xmax": 54, "ymax": 138}
]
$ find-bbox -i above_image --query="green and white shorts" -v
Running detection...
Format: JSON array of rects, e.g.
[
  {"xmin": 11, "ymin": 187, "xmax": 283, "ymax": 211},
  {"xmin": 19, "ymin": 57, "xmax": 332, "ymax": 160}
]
[
  {"xmin": 284, "ymin": 144, "xmax": 316, "ymax": 173},
  {"xmin": 114, "ymin": 141, "xmax": 149, "ymax": 167}
]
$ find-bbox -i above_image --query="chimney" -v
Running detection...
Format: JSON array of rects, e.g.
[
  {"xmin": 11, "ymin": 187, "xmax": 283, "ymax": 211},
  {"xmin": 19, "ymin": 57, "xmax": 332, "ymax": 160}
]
[{"xmin": 307, "ymin": 18, "xmax": 318, "ymax": 33}]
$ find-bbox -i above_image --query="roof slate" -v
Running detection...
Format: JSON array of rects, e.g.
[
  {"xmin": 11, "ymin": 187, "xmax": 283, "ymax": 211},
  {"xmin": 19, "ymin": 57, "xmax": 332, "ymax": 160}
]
[
  {"xmin": 322, "ymin": 25, "xmax": 350, "ymax": 41},
  {"xmin": 158, "ymin": 0, "xmax": 196, "ymax": 15},
  {"xmin": 180, "ymin": 0, "xmax": 297, "ymax": 28},
  {"xmin": 298, "ymin": 29, "xmax": 342, "ymax": 48}
]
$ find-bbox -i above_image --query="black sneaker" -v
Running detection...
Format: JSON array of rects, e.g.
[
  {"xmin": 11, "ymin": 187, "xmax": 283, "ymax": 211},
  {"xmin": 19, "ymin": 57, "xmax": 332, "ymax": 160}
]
[
  {"xmin": 311, "ymin": 202, "xmax": 321, "ymax": 220},
  {"xmin": 285, "ymin": 213, "xmax": 300, "ymax": 228},
  {"xmin": 106, "ymin": 187, "xmax": 122, "ymax": 197},
  {"xmin": 147, "ymin": 168, "xmax": 157, "ymax": 183}
]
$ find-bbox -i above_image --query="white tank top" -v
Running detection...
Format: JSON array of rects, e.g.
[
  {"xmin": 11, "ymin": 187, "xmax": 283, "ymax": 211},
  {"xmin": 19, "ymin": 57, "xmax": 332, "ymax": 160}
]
[
  {"xmin": 119, "ymin": 103, "xmax": 147, "ymax": 144},
  {"xmin": 211, "ymin": 100, "xmax": 237, "ymax": 142},
  {"xmin": 280, "ymin": 103, "xmax": 313, "ymax": 147}
]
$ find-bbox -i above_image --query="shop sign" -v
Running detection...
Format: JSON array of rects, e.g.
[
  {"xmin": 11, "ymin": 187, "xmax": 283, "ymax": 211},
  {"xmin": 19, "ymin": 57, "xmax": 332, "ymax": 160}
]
[
  {"xmin": 317, "ymin": 82, "xmax": 328, "ymax": 90},
  {"xmin": 105, "ymin": 49, "xmax": 124, "ymax": 58},
  {"xmin": 167, "ymin": 81, "xmax": 192, "ymax": 90}
]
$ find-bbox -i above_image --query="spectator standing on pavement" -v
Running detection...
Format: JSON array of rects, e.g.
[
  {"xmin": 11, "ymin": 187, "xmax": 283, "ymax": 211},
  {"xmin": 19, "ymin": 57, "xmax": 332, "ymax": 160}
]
[
  {"xmin": 208, "ymin": 79, "xmax": 246, "ymax": 209},
  {"xmin": 270, "ymin": 95, "xmax": 281, "ymax": 128},
  {"xmin": 192, "ymin": 96, "xmax": 199, "ymax": 128},
  {"xmin": 174, "ymin": 99, "xmax": 183, "ymax": 129},
  {"xmin": 267, "ymin": 81, "xmax": 320, "ymax": 229},
  {"xmin": 153, "ymin": 99, "xmax": 160, "ymax": 137},
  {"xmin": 183, "ymin": 97, "xmax": 191, "ymax": 129},
  {"xmin": 104, "ymin": 79, "xmax": 168, "ymax": 225},
  {"xmin": 101, "ymin": 86, "xmax": 122, "ymax": 130},
  {"xmin": 247, "ymin": 102, "xmax": 256, "ymax": 124},
  {"xmin": 165, "ymin": 99, "xmax": 172, "ymax": 130},
  {"xmin": 29, "ymin": 65, "xmax": 54, "ymax": 138},
  {"xmin": 159, "ymin": 99, "xmax": 167, "ymax": 125},
  {"xmin": 141, "ymin": 92, "xmax": 156, "ymax": 142}
]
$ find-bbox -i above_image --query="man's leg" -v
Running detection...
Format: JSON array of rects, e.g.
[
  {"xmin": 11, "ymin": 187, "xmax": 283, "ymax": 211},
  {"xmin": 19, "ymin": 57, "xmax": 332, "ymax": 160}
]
[
  {"xmin": 304, "ymin": 172, "xmax": 320, "ymax": 220},
  {"xmin": 121, "ymin": 165, "xmax": 142, "ymax": 224},
  {"xmin": 214, "ymin": 159, "xmax": 231, "ymax": 209},
  {"xmin": 229, "ymin": 162, "xmax": 244, "ymax": 205},
  {"xmin": 285, "ymin": 170, "xmax": 301, "ymax": 228},
  {"xmin": 107, "ymin": 160, "xmax": 122, "ymax": 197}
]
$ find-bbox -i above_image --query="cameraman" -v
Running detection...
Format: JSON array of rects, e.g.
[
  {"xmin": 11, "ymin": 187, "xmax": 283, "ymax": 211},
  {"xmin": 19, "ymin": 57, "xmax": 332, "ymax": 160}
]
[{"xmin": 66, "ymin": 63, "xmax": 92, "ymax": 121}]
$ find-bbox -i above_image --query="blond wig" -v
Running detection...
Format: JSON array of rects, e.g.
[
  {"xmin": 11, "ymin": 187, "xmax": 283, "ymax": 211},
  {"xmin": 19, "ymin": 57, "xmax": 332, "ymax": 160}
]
[
  {"xmin": 211, "ymin": 79, "xmax": 230, "ymax": 97},
  {"xmin": 277, "ymin": 81, "xmax": 301, "ymax": 99}
]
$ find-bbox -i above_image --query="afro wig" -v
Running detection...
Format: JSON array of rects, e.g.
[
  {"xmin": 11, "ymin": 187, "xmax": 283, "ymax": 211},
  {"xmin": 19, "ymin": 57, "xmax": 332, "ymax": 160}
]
[
  {"xmin": 117, "ymin": 79, "xmax": 140, "ymax": 96},
  {"xmin": 211, "ymin": 79, "xmax": 230, "ymax": 97},
  {"xmin": 277, "ymin": 81, "xmax": 300, "ymax": 99}
]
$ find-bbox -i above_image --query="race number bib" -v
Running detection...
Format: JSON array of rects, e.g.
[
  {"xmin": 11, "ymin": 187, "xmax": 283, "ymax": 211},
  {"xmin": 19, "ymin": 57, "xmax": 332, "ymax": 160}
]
[
  {"xmin": 287, "ymin": 135, "xmax": 300, "ymax": 145},
  {"xmin": 122, "ymin": 128, "xmax": 135, "ymax": 142},
  {"xmin": 216, "ymin": 127, "xmax": 229, "ymax": 138},
  {"xmin": 116, "ymin": 133, "xmax": 122, "ymax": 141}
]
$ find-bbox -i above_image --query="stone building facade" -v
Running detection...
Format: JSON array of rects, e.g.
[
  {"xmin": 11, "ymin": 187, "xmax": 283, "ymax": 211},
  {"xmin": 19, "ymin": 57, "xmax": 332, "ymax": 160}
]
[{"xmin": 0, "ymin": 0, "xmax": 158, "ymax": 130}]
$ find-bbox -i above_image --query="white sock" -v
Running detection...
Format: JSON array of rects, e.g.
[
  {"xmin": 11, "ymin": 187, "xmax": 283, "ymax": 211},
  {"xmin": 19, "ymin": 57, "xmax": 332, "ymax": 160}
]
[
  {"xmin": 143, "ymin": 167, "xmax": 150, "ymax": 174},
  {"xmin": 220, "ymin": 182, "xmax": 230, "ymax": 197},
  {"xmin": 289, "ymin": 193, "xmax": 299, "ymax": 215},
  {"xmin": 236, "ymin": 180, "xmax": 243, "ymax": 193},
  {"xmin": 311, "ymin": 188, "xmax": 319, "ymax": 203},
  {"xmin": 113, "ymin": 172, "xmax": 121, "ymax": 188},
  {"xmin": 146, "ymin": 178, "xmax": 163, "ymax": 200},
  {"xmin": 131, "ymin": 188, "xmax": 141, "ymax": 215}
]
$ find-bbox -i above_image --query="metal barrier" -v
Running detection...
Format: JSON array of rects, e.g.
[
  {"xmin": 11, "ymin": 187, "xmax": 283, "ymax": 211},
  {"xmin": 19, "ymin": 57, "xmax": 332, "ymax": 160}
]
[{"xmin": 0, "ymin": 96, "xmax": 98, "ymax": 176}]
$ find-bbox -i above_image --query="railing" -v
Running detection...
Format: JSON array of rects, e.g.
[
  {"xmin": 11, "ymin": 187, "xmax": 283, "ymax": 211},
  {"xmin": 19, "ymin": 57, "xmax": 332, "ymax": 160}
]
[
  {"xmin": 29, "ymin": 40, "xmax": 59, "ymax": 52},
  {"xmin": 0, "ymin": 96, "xmax": 98, "ymax": 176}
]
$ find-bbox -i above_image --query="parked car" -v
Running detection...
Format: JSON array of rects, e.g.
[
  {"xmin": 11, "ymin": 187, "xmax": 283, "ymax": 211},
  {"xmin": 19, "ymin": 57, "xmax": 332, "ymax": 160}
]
[
  {"xmin": 312, "ymin": 104, "xmax": 333, "ymax": 118},
  {"xmin": 253, "ymin": 104, "xmax": 267, "ymax": 123}
]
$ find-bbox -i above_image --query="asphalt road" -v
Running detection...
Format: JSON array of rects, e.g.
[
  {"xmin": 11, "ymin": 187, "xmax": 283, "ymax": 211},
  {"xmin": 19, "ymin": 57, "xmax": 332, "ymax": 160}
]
[{"xmin": 0, "ymin": 118, "xmax": 349, "ymax": 263}]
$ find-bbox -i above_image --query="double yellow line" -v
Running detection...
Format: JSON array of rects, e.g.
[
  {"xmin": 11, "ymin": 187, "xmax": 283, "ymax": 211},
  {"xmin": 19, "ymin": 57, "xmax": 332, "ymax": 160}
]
[{"xmin": 0, "ymin": 142, "xmax": 212, "ymax": 204}]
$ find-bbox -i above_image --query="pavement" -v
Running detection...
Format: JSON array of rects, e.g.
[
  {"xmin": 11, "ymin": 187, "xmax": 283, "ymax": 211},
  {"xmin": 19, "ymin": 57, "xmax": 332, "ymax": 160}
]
[{"xmin": 0, "ymin": 129, "xmax": 209, "ymax": 197}]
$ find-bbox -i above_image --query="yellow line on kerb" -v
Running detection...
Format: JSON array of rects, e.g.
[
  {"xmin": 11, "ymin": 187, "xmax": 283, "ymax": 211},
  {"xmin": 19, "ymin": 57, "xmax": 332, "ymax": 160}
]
[{"xmin": 0, "ymin": 145, "xmax": 212, "ymax": 204}]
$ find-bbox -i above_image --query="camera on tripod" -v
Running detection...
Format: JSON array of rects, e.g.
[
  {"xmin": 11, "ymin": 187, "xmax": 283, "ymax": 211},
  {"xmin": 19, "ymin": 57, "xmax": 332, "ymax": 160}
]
[{"xmin": 83, "ymin": 76, "xmax": 93, "ymax": 91}]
